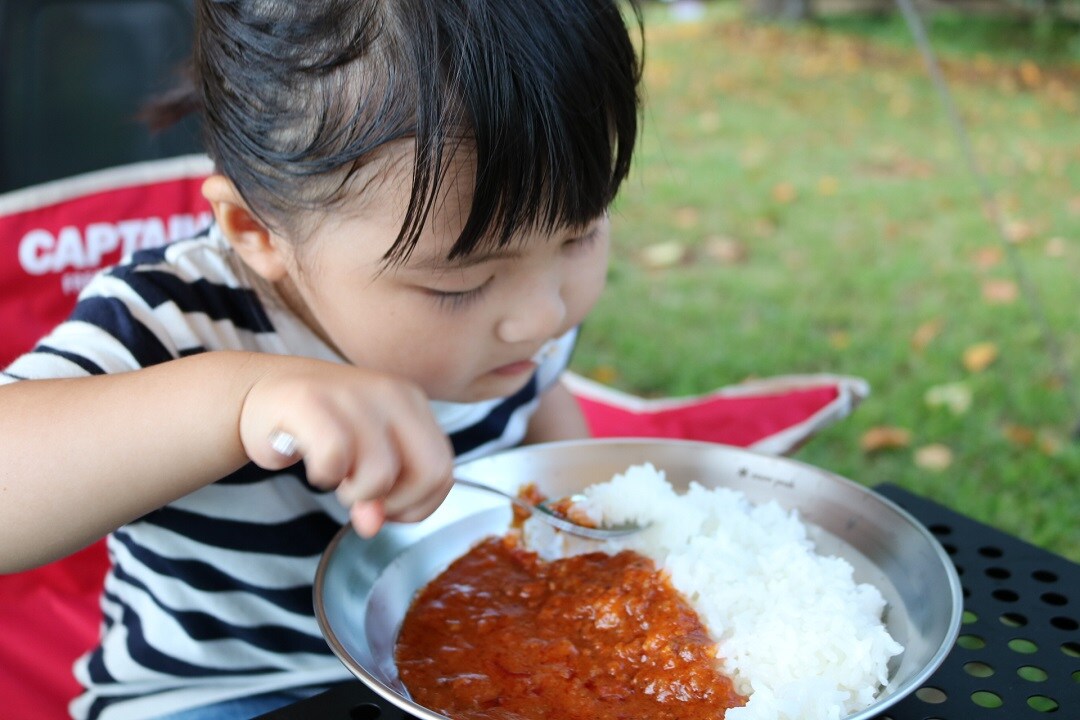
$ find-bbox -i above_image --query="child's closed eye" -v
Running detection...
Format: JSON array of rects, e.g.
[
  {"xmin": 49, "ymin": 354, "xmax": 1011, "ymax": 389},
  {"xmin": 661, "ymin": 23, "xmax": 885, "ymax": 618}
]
[
  {"xmin": 425, "ymin": 278, "xmax": 492, "ymax": 310},
  {"xmin": 562, "ymin": 229, "xmax": 600, "ymax": 254}
]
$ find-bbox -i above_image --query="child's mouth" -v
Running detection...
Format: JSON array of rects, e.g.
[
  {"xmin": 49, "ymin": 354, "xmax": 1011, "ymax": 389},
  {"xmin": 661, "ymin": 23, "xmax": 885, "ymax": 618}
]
[{"xmin": 491, "ymin": 360, "xmax": 537, "ymax": 377}]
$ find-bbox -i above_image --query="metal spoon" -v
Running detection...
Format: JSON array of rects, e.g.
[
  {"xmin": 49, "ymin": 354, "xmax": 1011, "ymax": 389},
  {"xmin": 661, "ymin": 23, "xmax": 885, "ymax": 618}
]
[{"xmin": 454, "ymin": 477, "xmax": 647, "ymax": 540}]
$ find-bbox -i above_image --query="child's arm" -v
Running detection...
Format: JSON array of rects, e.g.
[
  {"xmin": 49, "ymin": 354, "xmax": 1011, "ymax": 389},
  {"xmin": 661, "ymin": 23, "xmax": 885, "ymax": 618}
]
[
  {"xmin": 0, "ymin": 351, "xmax": 453, "ymax": 573},
  {"xmin": 522, "ymin": 379, "xmax": 591, "ymax": 444}
]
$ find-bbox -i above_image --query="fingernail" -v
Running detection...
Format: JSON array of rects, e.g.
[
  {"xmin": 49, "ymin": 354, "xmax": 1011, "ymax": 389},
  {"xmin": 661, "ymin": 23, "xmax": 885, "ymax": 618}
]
[
  {"xmin": 269, "ymin": 430, "xmax": 298, "ymax": 457},
  {"xmin": 352, "ymin": 502, "xmax": 385, "ymax": 538}
]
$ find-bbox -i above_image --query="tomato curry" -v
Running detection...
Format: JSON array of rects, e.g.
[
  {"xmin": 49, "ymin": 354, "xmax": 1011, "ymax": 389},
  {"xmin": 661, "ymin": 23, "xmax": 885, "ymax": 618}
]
[{"xmin": 395, "ymin": 536, "xmax": 745, "ymax": 719}]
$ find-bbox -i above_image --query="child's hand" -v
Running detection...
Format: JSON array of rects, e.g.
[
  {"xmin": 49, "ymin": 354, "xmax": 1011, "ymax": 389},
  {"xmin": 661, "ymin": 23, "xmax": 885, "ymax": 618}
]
[{"xmin": 237, "ymin": 359, "xmax": 455, "ymax": 537}]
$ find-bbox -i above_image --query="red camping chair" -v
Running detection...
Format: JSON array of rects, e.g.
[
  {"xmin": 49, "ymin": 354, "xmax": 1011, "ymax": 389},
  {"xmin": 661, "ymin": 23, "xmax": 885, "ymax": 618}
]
[{"xmin": 0, "ymin": 157, "xmax": 214, "ymax": 720}]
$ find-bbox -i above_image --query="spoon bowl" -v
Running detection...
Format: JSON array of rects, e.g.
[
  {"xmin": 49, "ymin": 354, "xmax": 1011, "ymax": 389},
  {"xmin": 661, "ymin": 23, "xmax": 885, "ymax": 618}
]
[{"xmin": 453, "ymin": 476, "xmax": 647, "ymax": 540}]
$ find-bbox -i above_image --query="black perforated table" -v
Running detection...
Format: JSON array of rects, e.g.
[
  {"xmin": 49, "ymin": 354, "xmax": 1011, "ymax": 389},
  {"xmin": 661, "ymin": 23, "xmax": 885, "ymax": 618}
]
[{"xmin": 258, "ymin": 484, "xmax": 1080, "ymax": 720}]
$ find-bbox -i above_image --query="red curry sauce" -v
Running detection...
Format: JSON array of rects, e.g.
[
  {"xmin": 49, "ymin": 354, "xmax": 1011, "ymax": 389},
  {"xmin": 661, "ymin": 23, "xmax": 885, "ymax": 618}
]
[{"xmin": 395, "ymin": 536, "xmax": 745, "ymax": 719}]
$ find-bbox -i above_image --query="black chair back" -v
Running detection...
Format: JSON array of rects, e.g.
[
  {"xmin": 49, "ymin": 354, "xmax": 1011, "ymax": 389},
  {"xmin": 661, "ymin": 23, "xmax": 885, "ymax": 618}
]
[{"xmin": 0, "ymin": 0, "xmax": 201, "ymax": 192}]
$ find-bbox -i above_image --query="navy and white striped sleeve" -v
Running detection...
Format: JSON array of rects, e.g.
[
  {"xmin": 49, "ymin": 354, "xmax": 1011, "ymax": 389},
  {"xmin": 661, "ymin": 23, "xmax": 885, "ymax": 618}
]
[{"xmin": 1, "ymin": 240, "xmax": 272, "ymax": 384}]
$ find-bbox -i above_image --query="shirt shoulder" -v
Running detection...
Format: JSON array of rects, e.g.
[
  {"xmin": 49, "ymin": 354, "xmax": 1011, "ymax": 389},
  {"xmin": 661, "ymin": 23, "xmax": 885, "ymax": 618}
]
[{"xmin": 2, "ymin": 226, "xmax": 280, "ymax": 380}]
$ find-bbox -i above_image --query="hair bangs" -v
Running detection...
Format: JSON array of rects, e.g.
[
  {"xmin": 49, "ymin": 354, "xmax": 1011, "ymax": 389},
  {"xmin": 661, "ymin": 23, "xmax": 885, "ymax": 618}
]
[{"xmin": 383, "ymin": 0, "xmax": 642, "ymax": 265}]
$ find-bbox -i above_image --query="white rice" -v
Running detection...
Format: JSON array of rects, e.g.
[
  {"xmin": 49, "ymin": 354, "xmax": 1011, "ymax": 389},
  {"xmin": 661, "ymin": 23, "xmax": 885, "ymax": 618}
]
[{"xmin": 521, "ymin": 463, "xmax": 904, "ymax": 720}]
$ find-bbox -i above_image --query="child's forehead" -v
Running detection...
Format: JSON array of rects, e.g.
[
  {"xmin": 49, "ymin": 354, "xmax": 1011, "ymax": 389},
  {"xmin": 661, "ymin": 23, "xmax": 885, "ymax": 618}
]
[{"xmin": 341, "ymin": 139, "xmax": 477, "ymax": 215}]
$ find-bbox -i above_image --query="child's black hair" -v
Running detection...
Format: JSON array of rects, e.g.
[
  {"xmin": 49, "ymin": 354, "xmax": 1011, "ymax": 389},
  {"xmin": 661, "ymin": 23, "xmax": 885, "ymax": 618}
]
[{"xmin": 152, "ymin": 0, "xmax": 643, "ymax": 264}]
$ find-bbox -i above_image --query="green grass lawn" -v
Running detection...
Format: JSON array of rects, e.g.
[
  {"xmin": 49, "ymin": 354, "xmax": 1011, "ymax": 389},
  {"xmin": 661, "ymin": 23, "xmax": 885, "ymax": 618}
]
[{"xmin": 572, "ymin": 2, "xmax": 1080, "ymax": 562}]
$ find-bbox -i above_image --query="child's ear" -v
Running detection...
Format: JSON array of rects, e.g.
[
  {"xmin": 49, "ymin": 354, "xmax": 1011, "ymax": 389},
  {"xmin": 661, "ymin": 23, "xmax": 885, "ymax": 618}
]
[{"xmin": 202, "ymin": 174, "xmax": 290, "ymax": 282}]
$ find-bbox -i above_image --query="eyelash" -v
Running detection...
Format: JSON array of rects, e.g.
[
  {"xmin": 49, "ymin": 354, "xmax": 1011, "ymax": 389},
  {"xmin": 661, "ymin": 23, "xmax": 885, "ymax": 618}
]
[
  {"xmin": 428, "ymin": 279, "xmax": 491, "ymax": 310},
  {"xmin": 424, "ymin": 230, "xmax": 597, "ymax": 310},
  {"xmin": 564, "ymin": 232, "xmax": 598, "ymax": 253}
]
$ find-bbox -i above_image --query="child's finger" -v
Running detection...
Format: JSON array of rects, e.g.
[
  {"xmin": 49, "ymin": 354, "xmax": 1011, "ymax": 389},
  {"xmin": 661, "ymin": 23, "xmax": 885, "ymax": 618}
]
[
  {"xmin": 350, "ymin": 499, "xmax": 386, "ymax": 538},
  {"xmin": 296, "ymin": 412, "xmax": 357, "ymax": 488},
  {"xmin": 381, "ymin": 426, "xmax": 454, "ymax": 521},
  {"xmin": 335, "ymin": 426, "xmax": 398, "ymax": 508}
]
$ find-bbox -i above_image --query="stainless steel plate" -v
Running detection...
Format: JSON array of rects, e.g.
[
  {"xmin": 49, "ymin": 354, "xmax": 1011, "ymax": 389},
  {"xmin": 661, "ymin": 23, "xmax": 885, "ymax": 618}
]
[{"xmin": 315, "ymin": 438, "xmax": 962, "ymax": 720}]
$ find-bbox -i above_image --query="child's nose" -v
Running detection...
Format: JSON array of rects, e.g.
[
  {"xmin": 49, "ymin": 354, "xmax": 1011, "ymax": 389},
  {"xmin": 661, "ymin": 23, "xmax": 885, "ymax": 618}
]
[{"xmin": 496, "ymin": 276, "xmax": 567, "ymax": 345}]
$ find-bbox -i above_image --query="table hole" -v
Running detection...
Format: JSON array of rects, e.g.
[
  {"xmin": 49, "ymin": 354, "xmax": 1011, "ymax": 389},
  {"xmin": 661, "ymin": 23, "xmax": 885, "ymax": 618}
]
[
  {"xmin": 349, "ymin": 703, "xmax": 383, "ymax": 720},
  {"xmin": 1000, "ymin": 612, "xmax": 1027, "ymax": 627},
  {"xmin": 1073, "ymin": 669, "xmax": 1080, "ymax": 683},
  {"xmin": 963, "ymin": 661, "xmax": 995, "ymax": 678},
  {"xmin": 1041, "ymin": 592, "xmax": 1067, "ymax": 607},
  {"xmin": 963, "ymin": 586, "xmax": 972, "ymax": 599},
  {"xmin": 986, "ymin": 566, "xmax": 1011, "ymax": 580},
  {"xmin": 1032, "ymin": 569, "xmax": 1058, "ymax": 583},
  {"xmin": 971, "ymin": 690, "xmax": 1003, "ymax": 708},
  {"xmin": 1063, "ymin": 641, "xmax": 1080, "ymax": 658},
  {"xmin": 962, "ymin": 610, "xmax": 978, "ymax": 625},
  {"xmin": 1026, "ymin": 695, "xmax": 1059, "ymax": 712},
  {"xmin": 955, "ymin": 564, "xmax": 965, "ymax": 576},
  {"xmin": 978, "ymin": 546, "xmax": 1004, "ymax": 558},
  {"xmin": 957, "ymin": 634, "xmax": 986, "ymax": 650},
  {"xmin": 993, "ymin": 588, "xmax": 1020, "ymax": 603},
  {"xmin": 1051, "ymin": 616, "xmax": 1078, "ymax": 632},
  {"xmin": 943, "ymin": 543, "xmax": 958, "ymax": 556},
  {"xmin": 1009, "ymin": 638, "xmax": 1039, "ymax": 654},
  {"xmin": 930, "ymin": 523, "xmax": 952, "ymax": 536},
  {"xmin": 916, "ymin": 686, "xmax": 948, "ymax": 704},
  {"xmin": 1017, "ymin": 665, "xmax": 1048, "ymax": 682}
]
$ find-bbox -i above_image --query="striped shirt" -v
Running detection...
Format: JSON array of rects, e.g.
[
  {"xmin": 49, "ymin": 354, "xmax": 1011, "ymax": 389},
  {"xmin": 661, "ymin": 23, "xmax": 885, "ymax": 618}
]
[{"xmin": 1, "ymin": 227, "xmax": 576, "ymax": 720}]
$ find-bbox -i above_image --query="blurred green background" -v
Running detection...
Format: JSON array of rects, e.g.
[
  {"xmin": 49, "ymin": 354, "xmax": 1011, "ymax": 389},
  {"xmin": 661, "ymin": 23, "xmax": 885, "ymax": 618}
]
[{"xmin": 573, "ymin": 0, "xmax": 1080, "ymax": 561}]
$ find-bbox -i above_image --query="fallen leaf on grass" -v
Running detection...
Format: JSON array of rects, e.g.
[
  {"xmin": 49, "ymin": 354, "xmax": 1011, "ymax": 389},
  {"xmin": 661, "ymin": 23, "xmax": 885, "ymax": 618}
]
[
  {"xmin": 644, "ymin": 61, "xmax": 674, "ymax": 90},
  {"xmin": 1045, "ymin": 237, "xmax": 1068, "ymax": 258},
  {"xmin": 924, "ymin": 382, "xmax": 972, "ymax": 415},
  {"xmin": 1002, "ymin": 423, "xmax": 1036, "ymax": 447},
  {"xmin": 888, "ymin": 92, "xmax": 913, "ymax": 117},
  {"xmin": 911, "ymin": 319, "xmax": 944, "ymax": 353},
  {"xmin": 817, "ymin": 176, "xmax": 840, "ymax": 196},
  {"xmin": 915, "ymin": 444, "xmax": 953, "ymax": 472},
  {"xmin": 1004, "ymin": 218, "xmax": 1037, "ymax": 244},
  {"xmin": 672, "ymin": 206, "xmax": 701, "ymax": 230},
  {"xmin": 587, "ymin": 365, "xmax": 619, "ymax": 385},
  {"xmin": 771, "ymin": 182, "xmax": 798, "ymax": 204},
  {"xmin": 1018, "ymin": 59, "xmax": 1042, "ymax": 88},
  {"xmin": 751, "ymin": 217, "xmax": 778, "ymax": 238},
  {"xmin": 861, "ymin": 426, "xmax": 912, "ymax": 453},
  {"xmin": 972, "ymin": 246, "xmax": 1003, "ymax": 270},
  {"xmin": 740, "ymin": 145, "xmax": 768, "ymax": 170},
  {"xmin": 1037, "ymin": 429, "xmax": 1065, "ymax": 456},
  {"xmin": 1020, "ymin": 110, "xmax": 1042, "ymax": 130},
  {"xmin": 639, "ymin": 242, "xmax": 688, "ymax": 269},
  {"xmin": 704, "ymin": 236, "xmax": 748, "ymax": 265},
  {"xmin": 698, "ymin": 111, "xmax": 722, "ymax": 132},
  {"xmin": 828, "ymin": 330, "xmax": 850, "ymax": 350},
  {"xmin": 982, "ymin": 279, "xmax": 1018, "ymax": 304},
  {"xmin": 963, "ymin": 342, "xmax": 999, "ymax": 373},
  {"xmin": 857, "ymin": 155, "xmax": 935, "ymax": 180}
]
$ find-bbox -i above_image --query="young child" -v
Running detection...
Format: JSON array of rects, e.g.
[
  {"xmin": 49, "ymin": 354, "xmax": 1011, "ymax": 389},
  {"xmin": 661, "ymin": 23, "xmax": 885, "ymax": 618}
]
[{"xmin": 0, "ymin": 0, "xmax": 642, "ymax": 718}]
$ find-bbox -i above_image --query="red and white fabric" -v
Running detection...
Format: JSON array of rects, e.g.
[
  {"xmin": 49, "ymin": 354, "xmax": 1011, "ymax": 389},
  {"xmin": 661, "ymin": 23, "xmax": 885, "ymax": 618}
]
[{"xmin": 0, "ymin": 154, "xmax": 214, "ymax": 368}]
